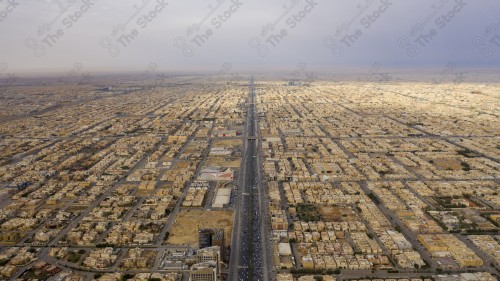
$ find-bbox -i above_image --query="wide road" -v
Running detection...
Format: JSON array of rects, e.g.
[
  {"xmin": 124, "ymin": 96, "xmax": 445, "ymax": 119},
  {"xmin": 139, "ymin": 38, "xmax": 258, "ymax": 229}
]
[{"xmin": 229, "ymin": 77, "xmax": 271, "ymax": 280}]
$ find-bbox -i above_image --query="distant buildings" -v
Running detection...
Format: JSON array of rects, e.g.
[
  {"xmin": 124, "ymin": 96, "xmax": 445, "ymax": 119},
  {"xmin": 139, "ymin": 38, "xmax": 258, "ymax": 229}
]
[{"xmin": 418, "ymin": 234, "xmax": 483, "ymax": 268}]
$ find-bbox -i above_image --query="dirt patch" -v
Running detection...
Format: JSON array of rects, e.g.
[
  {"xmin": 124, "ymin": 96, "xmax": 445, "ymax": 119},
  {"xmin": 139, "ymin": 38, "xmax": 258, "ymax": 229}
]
[
  {"xmin": 212, "ymin": 139, "xmax": 242, "ymax": 148},
  {"xmin": 318, "ymin": 205, "xmax": 358, "ymax": 222},
  {"xmin": 166, "ymin": 209, "xmax": 233, "ymax": 247},
  {"xmin": 205, "ymin": 156, "xmax": 241, "ymax": 168},
  {"xmin": 431, "ymin": 158, "xmax": 463, "ymax": 170}
]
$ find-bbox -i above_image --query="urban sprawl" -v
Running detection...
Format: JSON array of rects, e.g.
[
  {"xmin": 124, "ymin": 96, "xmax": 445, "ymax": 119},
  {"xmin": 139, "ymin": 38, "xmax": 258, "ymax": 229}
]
[{"xmin": 0, "ymin": 78, "xmax": 498, "ymax": 281}]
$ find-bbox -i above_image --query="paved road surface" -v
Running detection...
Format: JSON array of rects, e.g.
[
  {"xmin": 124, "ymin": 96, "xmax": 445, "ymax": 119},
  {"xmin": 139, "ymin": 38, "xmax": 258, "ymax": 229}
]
[{"xmin": 229, "ymin": 77, "xmax": 272, "ymax": 280}]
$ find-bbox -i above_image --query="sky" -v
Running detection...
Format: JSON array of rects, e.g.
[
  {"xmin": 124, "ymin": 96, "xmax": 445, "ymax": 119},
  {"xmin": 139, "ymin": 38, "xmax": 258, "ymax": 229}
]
[{"xmin": 0, "ymin": 0, "xmax": 499, "ymax": 75}]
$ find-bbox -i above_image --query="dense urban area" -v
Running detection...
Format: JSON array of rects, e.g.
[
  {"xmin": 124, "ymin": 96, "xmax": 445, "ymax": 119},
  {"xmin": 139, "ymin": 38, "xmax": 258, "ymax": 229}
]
[{"xmin": 0, "ymin": 77, "xmax": 498, "ymax": 281}]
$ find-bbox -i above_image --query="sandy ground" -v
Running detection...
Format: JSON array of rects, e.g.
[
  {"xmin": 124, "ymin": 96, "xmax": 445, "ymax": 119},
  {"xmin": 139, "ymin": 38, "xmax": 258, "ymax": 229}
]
[
  {"xmin": 166, "ymin": 209, "xmax": 234, "ymax": 247},
  {"xmin": 318, "ymin": 205, "xmax": 358, "ymax": 222},
  {"xmin": 204, "ymin": 156, "xmax": 241, "ymax": 168},
  {"xmin": 212, "ymin": 139, "xmax": 242, "ymax": 148},
  {"xmin": 432, "ymin": 158, "xmax": 463, "ymax": 170}
]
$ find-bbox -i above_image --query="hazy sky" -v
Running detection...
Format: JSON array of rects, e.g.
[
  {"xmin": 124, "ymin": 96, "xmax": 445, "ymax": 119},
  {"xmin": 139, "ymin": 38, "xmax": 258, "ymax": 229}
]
[{"xmin": 1, "ymin": 0, "xmax": 499, "ymax": 74}]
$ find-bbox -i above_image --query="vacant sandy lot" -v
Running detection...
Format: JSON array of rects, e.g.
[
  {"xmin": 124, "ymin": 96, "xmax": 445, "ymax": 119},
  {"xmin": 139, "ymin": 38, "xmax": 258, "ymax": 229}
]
[
  {"xmin": 212, "ymin": 139, "xmax": 241, "ymax": 149},
  {"xmin": 432, "ymin": 158, "xmax": 463, "ymax": 170},
  {"xmin": 204, "ymin": 156, "xmax": 241, "ymax": 168},
  {"xmin": 318, "ymin": 205, "xmax": 359, "ymax": 222},
  {"xmin": 166, "ymin": 209, "xmax": 234, "ymax": 247}
]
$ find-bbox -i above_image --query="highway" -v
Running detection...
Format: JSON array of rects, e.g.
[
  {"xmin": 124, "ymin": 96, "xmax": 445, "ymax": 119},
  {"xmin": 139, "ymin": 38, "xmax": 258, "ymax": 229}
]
[{"xmin": 229, "ymin": 77, "xmax": 273, "ymax": 280}]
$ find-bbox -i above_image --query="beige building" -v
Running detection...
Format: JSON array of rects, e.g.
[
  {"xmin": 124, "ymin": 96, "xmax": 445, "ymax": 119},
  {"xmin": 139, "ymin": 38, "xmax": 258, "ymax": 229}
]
[{"xmin": 189, "ymin": 261, "xmax": 218, "ymax": 281}]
